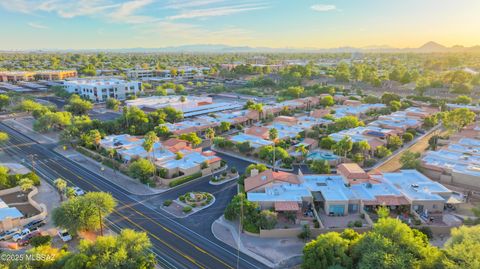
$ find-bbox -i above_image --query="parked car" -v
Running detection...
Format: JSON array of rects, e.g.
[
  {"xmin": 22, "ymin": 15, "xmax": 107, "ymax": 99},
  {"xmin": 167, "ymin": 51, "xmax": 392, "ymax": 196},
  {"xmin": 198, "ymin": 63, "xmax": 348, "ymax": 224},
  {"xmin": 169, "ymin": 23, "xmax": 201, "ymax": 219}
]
[
  {"xmin": 0, "ymin": 228, "xmax": 20, "ymax": 241},
  {"xmin": 57, "ymin": 230, "xmax": 72, "ymax": 242},
  {"xmin": 18, "ymin": 231, "xmax": 41, "ymax": 246},
  {"xmin": 72, "ymin": 187, "xmax": 85, "ymax": 196},
  {"xmin": 24, "ymin": 219, "xmax": 46, "ymax": 230},
  {"xmin": 12, "ymin": 228, "xmax": 31, "ymax": 242}
]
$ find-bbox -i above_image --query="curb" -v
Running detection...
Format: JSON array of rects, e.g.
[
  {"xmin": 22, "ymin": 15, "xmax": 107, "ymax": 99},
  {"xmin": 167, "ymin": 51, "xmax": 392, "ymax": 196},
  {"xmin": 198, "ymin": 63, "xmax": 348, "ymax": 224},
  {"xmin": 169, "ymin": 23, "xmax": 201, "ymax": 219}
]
[
  {"xmin": 211, "ymin": 146, "xmax": 293, "ymax": 172},
  {"xmin": 209, "ymin": 174, "xmax": 239, "ymax": 185}
]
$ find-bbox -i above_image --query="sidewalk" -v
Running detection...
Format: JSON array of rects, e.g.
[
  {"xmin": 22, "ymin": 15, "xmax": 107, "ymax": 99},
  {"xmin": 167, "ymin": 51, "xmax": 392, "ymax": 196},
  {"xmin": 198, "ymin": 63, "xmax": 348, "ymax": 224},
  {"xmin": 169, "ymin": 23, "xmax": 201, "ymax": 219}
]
[
  {"xmin": 3, "ymin": 117, "xmax": 58, "ymax": 144},
  {"xmin": 211, "ymin": 216, "xmax": 304, "ymax": 269},
  {"xmin": 55, "ymin": 147, "xmax": 165, "ymax": 196}
]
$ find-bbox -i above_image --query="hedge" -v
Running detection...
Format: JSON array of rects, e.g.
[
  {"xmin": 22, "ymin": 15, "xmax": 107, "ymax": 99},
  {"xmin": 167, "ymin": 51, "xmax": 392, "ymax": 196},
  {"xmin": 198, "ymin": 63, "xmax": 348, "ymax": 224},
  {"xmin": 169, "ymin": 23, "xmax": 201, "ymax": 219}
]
[{"xmin": 168, "ymin": 172, "xmax": 202, "ymax": 187}]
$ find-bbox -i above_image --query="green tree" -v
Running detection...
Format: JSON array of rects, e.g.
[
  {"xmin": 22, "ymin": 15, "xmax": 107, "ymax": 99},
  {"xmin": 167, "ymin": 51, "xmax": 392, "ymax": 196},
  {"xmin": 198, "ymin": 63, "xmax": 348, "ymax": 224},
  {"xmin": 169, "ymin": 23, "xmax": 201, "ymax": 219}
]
[
  {"xmin": 205, "ymin": 127, "xmax": 215, "ymax": 141},
  {"xmin": 320, "ymin": 136, "xmax": 336, "ymax": 150},
  {"xmin": 179, "ymin": 132, "xmax": 202, "ymax": 147},
  {"xmin": 400, "ymin": 150, "xmax": 421, "ymax": 169},
  {"xmin": 81, "ymin": 129, "xmax": 101, "ymax": 150},
  {"xmin": 52, "ymin": 192, "xmax": 117, "ymax": 234},
  {"xmin": 387, "ymin": 135, "xmax": 403, "ymax": 151},
  {"xmin": 286, "ymin": 86, "xmax": 304, "ymax": 98},
  {"xmin": 245, "ymin": 163, "xmax": 267, "ymax": 176},
  {"xmin": 65, "ymin": 94, "xmax": 93, "ymax": 115},
  {"xmin": 441, "ymin": 108, "xmax": 476, "ymax": 132},
  {"xmin": 106, "ymin": 98, "xmax": 120, "ymax": 111},
  {"xmin": 309, "ymin": 160, "xmax": 331, "ymax": 174},
  {"xmin": 455, "ymin": 95, "xmax": 472, "ymax": 105},
  {"xmin": 381, "ymin": 92, "xmax": 401, "ymax": 105},
  {"xmin": 220, "ymin": 121, "xmax": 231, "ymax": 133},
  {"xmin": 335, "ymin": 62, "xmax": 351, "ymax": 82},
  {"xmin": 257, "ymin": 210, "xmax": 278, "ymax": 230},
  {"xmin": 154, "ymin": 125, "xmax": 171, "ymax": 138},
  {"xmin": 302, "ymin": 229, "xmax": 359, "ymax": 269},
  {"xmin": 444, "ymin": 225, "xmax": 480, "ymax": 268},
  {"xmin": 402, "ymin": 132, "xmax": 414, "ymax": 142},
  {"xmin": 128, "ymin": 159, "xmax": 155, "ymax": 184},
  {"xmin": 333, "ymin": 116, "xmax": 363, "ymax": 132},
  {"xmin": 0, "ymin": 94, "xmax": 9, "ymax": 111},
  {"xmin": 62, "ymin": 229, "xmax": 156, "ymax": 269},
  {"xmin": 143, "ymin": 131, "xmax": 158, "ymax": 162},
  {"xmin": 389, "ymin": 100, "xmax": 401, "ymax": 112},
  {"xmin": 296, "ymin": 144, "xmax": 309, "ymax": 163},
  {"xmin": 332, "ymin": 136, "xmax": 353, "ymax": 157},
  {"xmin": 0, "ymin": 132, "xmax": 9, "ymax": 144},
  {"xmin": 54, "ymin": 178, "xmax": 67, "ymax": 201},
  {"xmin": 375, "ymin": 146, "xmax": 392, "ymax": 158},
  {"xmin": 320, "ymin": 95, "xmax": 335, "ymax": 107}
]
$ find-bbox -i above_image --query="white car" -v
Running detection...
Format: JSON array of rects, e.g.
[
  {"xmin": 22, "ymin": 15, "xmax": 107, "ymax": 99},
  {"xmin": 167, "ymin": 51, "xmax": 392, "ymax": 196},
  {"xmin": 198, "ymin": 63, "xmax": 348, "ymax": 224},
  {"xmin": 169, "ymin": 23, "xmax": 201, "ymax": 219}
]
[
  {"xmin": 57, "ymin": 230, "xmax": 72, "ymax": 242},
  {"xmin": 72, "ymin": 187, "xmax": 85, "ymax": 196},
  {"xmin": 12, "ymin": 228, "xmax": 31, "ymax": 242},
  {"xmin": 0, "ymin": 228, "xmax": 20, "ymax": 241}
]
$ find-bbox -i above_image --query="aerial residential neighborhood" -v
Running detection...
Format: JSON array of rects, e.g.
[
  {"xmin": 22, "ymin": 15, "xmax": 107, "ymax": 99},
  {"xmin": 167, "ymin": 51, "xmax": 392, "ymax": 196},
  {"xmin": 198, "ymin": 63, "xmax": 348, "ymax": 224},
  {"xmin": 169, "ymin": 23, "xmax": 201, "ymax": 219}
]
[{"xmin": 0, "ymin": 1, "xmax": 480, "ymax": 269}]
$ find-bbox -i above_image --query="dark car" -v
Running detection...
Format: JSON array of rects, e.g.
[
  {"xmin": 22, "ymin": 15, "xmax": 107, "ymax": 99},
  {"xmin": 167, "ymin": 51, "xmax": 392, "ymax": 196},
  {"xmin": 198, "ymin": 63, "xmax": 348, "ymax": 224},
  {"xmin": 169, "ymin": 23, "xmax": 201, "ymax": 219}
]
[{"xmin": 24, "ymin": 219, "xmax": 46, "ymax": 230}]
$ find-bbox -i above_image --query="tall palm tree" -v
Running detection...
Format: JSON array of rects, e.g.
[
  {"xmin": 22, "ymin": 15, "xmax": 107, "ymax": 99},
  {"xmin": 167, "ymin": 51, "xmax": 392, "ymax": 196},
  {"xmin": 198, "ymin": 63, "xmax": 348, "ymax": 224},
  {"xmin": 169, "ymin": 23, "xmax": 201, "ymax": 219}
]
[
  {"xmin": 269, "ymin": 128, "xmax": 278, "ymax": 171},
  {"xmin": 143, "ymin": 131, "xmax": 159, "ymax": 179}
]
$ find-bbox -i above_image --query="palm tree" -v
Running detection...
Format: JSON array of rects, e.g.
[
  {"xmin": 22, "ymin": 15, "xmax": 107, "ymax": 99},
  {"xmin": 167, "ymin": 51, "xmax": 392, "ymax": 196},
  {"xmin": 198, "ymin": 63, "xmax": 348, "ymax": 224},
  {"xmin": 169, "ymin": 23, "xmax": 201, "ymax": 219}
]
[
  {"xmin": 54, "ymin": 178, "xmax": 67, "ymax": 201},
  {"xmin": 296, "ymin": 144, "xmax": 309, "ymax": 163},
  {"xmin": 269, "ymin": 128, "xmax": 278, "ymax": 171},
  {"xmin": 143, "ymin": 131, "xmax": 159, "ymax": 179},
  {"xmin": 205, "ymin": 128, "xmax": 215, "ymax": 142},
  {"xmin": 180, "ymin": 96, "xmax": 186, "ymax": 111},
  {"xmin": 107, "ymin": 148, "xmax": 117, "ymax": 174},
  {"xmin": 253, "ymin": 103, "xmax": 264, "ymax": 120},
  {"xmin": 357, "ymin": 140, "xmax": 371, "ymax": 159}
]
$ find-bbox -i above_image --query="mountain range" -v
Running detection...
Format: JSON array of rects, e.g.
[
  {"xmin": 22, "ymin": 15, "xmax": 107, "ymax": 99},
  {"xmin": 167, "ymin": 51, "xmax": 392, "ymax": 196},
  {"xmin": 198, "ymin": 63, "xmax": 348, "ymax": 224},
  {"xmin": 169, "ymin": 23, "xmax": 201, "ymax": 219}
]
[{"xmin": 5, "ymin": 41, "xmax": 480, "ymax": 53}]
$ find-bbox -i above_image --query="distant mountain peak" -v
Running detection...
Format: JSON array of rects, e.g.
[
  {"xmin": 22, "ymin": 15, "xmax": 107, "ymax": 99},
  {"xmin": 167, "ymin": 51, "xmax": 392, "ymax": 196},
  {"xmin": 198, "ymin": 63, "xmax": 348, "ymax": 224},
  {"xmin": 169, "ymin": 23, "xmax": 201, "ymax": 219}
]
[{"xmin": 418, "ymin": 41, "xmax": 447, "ymax": 51}]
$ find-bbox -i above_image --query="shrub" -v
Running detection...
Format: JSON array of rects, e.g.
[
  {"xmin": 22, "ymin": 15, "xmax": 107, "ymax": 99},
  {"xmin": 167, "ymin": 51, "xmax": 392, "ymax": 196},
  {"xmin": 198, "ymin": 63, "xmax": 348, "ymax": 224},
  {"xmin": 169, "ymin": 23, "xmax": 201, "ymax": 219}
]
[
  {"xmin": 230, "ymin": 167, "xmax": 237, "ymax": 174},
  {"xmin": 30, "ymin": 235, "xmax": 52, "ymax": 247},
  {"xmin": 354, "ymin": 220, "xmax": 363, "ymax": 227},
  {"xmin": 168, "ymin": 172, "xmax": 202, "ymax": 187},
  {"xmin": 183, "ymin": 206, "xmax": 192, "ymax": 213},
  {"xmin": 163, "ymin": 200, "xmax": 172, "ymax": 206}
]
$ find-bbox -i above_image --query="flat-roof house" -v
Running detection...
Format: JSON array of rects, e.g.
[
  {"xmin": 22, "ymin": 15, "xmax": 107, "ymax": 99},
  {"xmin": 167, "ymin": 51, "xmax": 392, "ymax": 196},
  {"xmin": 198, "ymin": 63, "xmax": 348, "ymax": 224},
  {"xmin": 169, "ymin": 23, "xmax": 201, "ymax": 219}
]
[{"xmin": 245, "ymin": 166, "xmax": 453, "ymax": 217}]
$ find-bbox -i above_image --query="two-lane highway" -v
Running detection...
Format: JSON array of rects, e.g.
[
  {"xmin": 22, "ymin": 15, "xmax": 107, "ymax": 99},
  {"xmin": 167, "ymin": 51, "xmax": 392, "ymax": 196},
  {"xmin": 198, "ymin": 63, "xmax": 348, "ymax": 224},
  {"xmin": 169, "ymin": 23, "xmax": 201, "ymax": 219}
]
[{"xmin": 0, "ymin": 122, "xmax": 267, "ymax": 269}]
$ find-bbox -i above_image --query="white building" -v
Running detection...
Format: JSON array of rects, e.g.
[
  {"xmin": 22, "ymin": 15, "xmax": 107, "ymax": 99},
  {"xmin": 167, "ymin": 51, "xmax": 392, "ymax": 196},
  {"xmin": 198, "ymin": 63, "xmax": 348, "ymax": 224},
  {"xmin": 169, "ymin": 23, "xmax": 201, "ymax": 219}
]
[
  {"xmin": 63, "ymin": 79, "xmax": 142, "ymax": 102},
  {"xmin": 125, "ymin": 95, "xmax": 212, "ymax": 112}
]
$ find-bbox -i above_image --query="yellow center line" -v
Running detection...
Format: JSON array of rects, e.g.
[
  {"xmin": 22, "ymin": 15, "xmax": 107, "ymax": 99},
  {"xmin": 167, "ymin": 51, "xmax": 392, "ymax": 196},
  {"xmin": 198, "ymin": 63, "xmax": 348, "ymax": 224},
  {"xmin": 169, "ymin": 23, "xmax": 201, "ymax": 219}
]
[{"xmin": 51, "ymin": 161, "xmax": 234, "ymax": 269}]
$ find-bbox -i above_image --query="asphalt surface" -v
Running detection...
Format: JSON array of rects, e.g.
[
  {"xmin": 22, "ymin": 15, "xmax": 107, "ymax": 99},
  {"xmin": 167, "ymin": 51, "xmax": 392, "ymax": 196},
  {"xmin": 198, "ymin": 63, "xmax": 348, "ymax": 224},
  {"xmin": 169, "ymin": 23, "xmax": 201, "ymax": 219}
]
[{"xmin": 0, "ymin": 122, "xmax": 268, "ymax": 269}]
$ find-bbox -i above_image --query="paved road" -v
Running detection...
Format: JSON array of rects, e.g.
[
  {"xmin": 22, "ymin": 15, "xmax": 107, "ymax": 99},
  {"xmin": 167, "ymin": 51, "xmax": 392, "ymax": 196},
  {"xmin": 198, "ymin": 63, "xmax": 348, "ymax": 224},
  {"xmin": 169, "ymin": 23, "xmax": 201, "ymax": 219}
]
[{"xmin": 0, "ymin": 122, "xmax": 267, "ymax": 269}]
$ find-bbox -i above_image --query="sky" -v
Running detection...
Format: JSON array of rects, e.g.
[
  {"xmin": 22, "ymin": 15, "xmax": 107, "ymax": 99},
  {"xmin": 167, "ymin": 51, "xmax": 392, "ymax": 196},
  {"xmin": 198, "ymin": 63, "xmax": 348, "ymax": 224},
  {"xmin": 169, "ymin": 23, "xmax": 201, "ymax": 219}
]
[{"xmin": 0, "ymin": 0, "xmax": 480, "ymax": 50}]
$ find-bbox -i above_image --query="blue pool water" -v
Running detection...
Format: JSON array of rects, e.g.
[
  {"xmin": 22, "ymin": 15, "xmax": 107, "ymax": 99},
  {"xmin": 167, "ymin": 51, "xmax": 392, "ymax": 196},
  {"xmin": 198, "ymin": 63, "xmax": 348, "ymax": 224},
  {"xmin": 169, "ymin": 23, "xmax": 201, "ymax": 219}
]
[{"xmin": 307, "ymin": 151, "xmax": 340, "ymax": 161}]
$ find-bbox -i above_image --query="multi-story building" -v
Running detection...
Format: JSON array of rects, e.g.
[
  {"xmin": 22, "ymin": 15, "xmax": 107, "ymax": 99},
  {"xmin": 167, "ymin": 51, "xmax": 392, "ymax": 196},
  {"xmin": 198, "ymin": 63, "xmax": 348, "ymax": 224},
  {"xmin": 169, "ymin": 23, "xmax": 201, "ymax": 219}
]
[
  {"xmin": 0, "ymin": 70, "xmax": 77, "ymax": 82},
  {"xmin": 63, "ymin": 79, "xmax": 141, "ymax": 102}
]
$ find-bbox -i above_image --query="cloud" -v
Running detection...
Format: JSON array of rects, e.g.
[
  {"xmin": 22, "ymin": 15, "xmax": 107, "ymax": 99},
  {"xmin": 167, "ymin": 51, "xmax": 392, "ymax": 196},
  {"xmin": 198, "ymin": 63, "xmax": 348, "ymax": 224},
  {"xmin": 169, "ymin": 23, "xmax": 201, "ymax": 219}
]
[
  {"xmin": 28, "ymin": 22, "xmax": 48, "ymax": 29},
  {"xmin": 165, "ymin": 0, "xmax": 226, "ymax": 9},
  {"xmin": 311, "ymin": 4, "xmax": 336, "ymax": 12},
  {"xmin": 166, "ymin": 3, "xmax": 267, "ymax": 20},
  {"xmin": 108, "ymin": 0, "xmax": 156, "ymax": 24}
]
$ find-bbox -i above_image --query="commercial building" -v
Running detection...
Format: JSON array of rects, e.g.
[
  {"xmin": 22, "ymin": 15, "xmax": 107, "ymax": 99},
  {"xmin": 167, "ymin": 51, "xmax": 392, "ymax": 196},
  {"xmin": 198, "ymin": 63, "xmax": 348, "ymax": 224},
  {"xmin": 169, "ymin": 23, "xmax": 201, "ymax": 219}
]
[
  {"xmin": 63, "ymin": 79, "xmax": 141, "ymax": 102},
  {"xmin": 126, "ymin": 96, "xmax": 213, "ymax": 112},
  {"xmin": 0, "ymin": 70, "xmax": 77, "ymax": 82}
]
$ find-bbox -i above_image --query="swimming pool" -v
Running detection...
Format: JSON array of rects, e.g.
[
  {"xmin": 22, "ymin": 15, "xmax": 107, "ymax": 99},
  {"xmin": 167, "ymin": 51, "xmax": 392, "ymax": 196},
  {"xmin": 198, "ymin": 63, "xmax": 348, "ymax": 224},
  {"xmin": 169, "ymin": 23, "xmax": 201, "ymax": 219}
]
[{"xmin": 307, "ymin": 151, "xmax": 340, "ymax": 161}]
